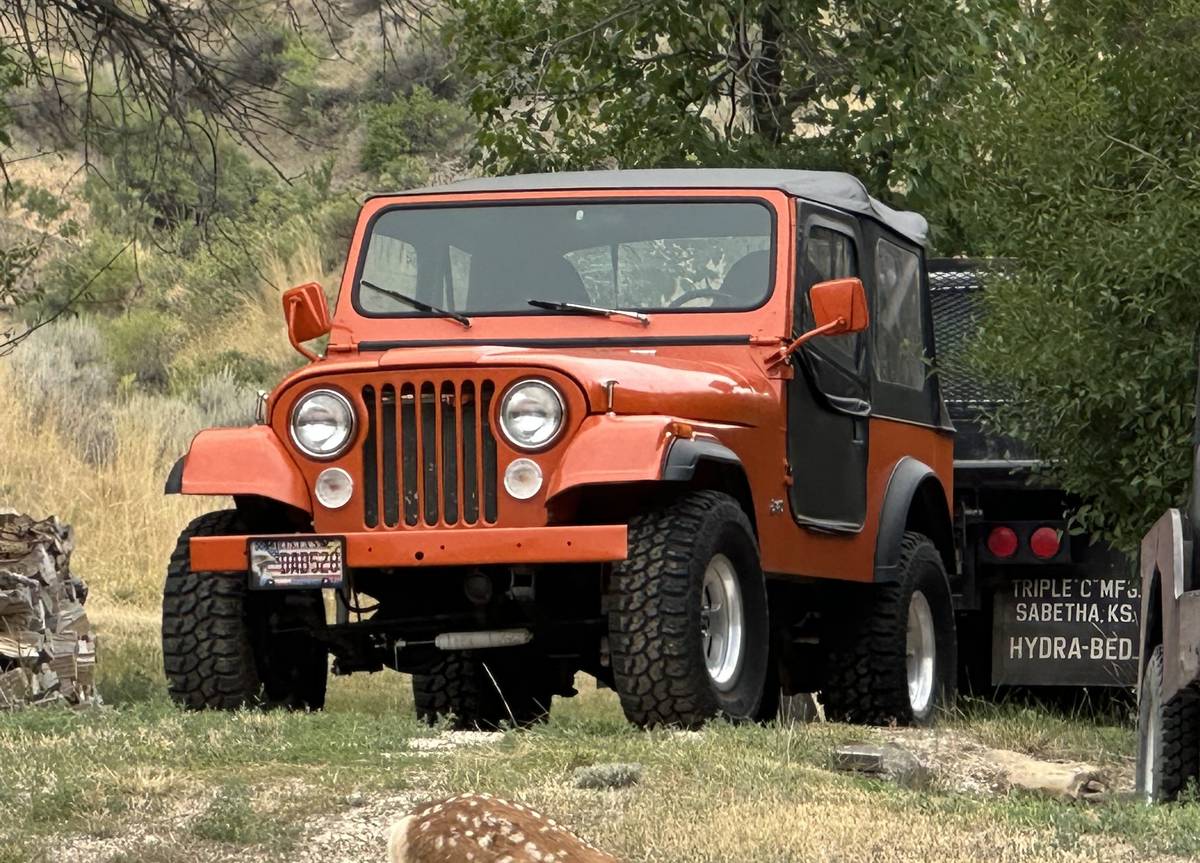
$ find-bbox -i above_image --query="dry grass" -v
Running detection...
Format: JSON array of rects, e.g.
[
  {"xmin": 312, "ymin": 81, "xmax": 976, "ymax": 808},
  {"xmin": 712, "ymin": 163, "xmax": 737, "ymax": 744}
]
[
  {"xmin": 0, "ymin": 234, "xmax": 327, "ymax": 610},
  {"xmin": 0, "ymin": 361, "xmax": 213, "ymax": 603},
  {"xmin": 170, "ymin": 242, "xmax": 326, "ymax": 375},
  {"xmin": 0, "ymin": 359, "xmax": 218, "ymax": 698}
]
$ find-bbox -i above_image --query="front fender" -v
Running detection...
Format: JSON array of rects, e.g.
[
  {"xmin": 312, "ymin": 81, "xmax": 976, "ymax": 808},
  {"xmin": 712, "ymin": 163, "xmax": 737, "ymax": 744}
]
[
  {"xmin": 1139, "ymin": 508, "xmax": 1200, "ymax": 701},
  {"xmin": 165, "ymin": 426, "xmax": 312, "ymax": 513},
  {"xmin": 544, "ymin": 415, "xmax": 681, "ymax": 500}
]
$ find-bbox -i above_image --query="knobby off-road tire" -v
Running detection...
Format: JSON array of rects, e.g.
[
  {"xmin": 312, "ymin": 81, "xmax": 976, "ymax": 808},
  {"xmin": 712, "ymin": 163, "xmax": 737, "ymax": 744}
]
[
  {"xmin": 608, "ymin": 490, "xmax": 769, "ymax": 728},
  {"xmin": 822, "ymin": 531, "xmax": 956, "ymax": 726},
  {"xmin": 412, "ymin": 652, "xmax": 554, "ymax": 730},
  {"xmin": 162, "ymin": 509, "xmax": 328, "ymax": 710},
  {"xmin": 1136, "ymin": 644, "xmax": 1200, "ymax": 802}
]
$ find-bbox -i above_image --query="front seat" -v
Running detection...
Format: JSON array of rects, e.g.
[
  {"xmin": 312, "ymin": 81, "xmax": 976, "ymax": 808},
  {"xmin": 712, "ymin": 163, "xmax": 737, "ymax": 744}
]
[
  {"xmin": 469, "ymin": 254, "xmax": 591, "ymax": 311},
  {"xmin": 525, "ymin": 256, "xmax": 591, "ymax": 305},
  {"xmin": 719, "ymin": 250, "xmax": 770, "ymax": 306}
]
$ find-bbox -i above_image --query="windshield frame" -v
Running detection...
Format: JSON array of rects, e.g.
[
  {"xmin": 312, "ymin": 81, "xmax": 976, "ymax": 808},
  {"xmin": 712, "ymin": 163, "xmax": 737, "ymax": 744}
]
[{"xmin": 349, "ymin": 195, "xmax": 779, "ymax": 321}]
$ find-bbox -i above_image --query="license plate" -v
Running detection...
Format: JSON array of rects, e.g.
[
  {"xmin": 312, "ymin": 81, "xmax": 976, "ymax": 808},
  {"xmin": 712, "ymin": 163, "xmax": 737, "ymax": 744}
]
[{"xmin": 248, "ymin": 537, "xmax": 345, "ymax": 589}]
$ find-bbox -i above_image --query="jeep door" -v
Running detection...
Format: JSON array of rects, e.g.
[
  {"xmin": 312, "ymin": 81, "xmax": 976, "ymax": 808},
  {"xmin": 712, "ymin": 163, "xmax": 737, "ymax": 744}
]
[{"xmin": 788, "ymin": 204, "xmax": 870, "ymax": 532}]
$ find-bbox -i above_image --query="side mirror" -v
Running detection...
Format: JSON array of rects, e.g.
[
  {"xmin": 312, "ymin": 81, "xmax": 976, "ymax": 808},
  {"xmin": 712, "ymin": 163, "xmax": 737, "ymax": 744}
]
[
  {"xmin": 767, "ymin": 277, "xmax": 869, "ymax": 368},
  {"xmin": 810, "ymin": 277, "xmax": 869, "ymax": 335},
  {"xmin": 283, "ymin": 282, "xmax": 331, "ymax": 361}
]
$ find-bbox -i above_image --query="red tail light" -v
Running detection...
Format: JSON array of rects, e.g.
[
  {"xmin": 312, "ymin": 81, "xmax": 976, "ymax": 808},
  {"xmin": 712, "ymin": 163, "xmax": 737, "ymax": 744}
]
[
  {"xmin": 987, "ymin": 526, "xmax": 1019, "ymax": 558},
  {"xmin": 1030, "ymin": 526, "xmax": 1061, "ymax": 560}
]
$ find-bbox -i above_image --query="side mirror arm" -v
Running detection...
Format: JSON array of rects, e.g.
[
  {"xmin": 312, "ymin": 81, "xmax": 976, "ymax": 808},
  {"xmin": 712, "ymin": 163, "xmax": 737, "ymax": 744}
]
[{"xmin": 765, "ymin": 317, "xmax": 846, "ymax": 369}]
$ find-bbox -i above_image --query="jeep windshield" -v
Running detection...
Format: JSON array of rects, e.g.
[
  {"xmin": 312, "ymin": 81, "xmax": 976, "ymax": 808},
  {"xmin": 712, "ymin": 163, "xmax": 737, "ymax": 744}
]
[{"xmin": 354, "ymin": 200, "xmax": 773, "ymax": 318}]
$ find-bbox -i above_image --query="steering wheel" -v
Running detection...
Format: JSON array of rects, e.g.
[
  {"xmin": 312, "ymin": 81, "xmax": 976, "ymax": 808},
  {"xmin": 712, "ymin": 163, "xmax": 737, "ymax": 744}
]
[{"xmin": 668, "ymin": 288, "xmax": 736, "ymax": 309}]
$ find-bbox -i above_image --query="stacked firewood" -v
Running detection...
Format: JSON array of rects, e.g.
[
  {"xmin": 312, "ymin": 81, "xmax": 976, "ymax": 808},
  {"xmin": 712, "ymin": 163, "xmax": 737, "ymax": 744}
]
[{"xmin": 0, "ymin": 512, "xmax": 97, "ymax": 708}]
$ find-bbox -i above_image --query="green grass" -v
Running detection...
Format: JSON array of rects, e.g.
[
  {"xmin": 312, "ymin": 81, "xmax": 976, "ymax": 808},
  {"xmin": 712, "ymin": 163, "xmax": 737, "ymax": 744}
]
[
  {"xmin": 190, "ymin": 781, "xmax": 304, "ymax": 847},
  {"xmin": 3, "ymin": 675, "xmax": 1199, "ymax": 863},
  {"xmin": 950, "ymin": 693, "xmax": 1136, "ymax": 763}
]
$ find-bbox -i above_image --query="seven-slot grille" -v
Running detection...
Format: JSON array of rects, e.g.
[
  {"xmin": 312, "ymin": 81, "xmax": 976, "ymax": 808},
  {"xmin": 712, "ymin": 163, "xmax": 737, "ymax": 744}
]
[{"xmin": 360, "ymin": 379, "xmax": 499, "ymax": 528}]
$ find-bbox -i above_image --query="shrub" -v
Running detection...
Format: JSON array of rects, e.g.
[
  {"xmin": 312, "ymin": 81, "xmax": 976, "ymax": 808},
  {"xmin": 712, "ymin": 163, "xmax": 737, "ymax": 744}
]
[
  {"xmin": 0, "ymin": 240, "xmax": 38, "ymax": 308},
  {"xmin": 171, "ymin": 349, "xmax": 281, "ymax": 394},
  {"xmin": 189, "ymin": 369, "xmax": 259, "ymax": 429},
  {"xmin": 3, "ymin": 179, "xmax": 69, "ymax": 226},
  {"xmin": 83, "ymin": 113, "xmax": 266, "ymax": 237},
  {"xmin": 101, "ymin": 308, "xmax": 186, "ymax": 390},
  {"xmin": 360, "ymin": 86, "xmax": 470, "ymax": 186},
  {"xmin": 6, "ymin": 318, "xmax": 118, "ymax": 464},
  {"xmin": 228, "ymin": 28, "xmax": 289, "ymax": 88},
  {"xmin": 29, "ymin": 232, "xmax": 140, "ymax": 320}
]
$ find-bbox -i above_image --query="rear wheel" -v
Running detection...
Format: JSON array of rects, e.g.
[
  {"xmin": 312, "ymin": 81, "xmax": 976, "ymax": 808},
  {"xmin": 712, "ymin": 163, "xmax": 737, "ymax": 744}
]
[
  {"xmin": 162, "ymin": 509, "xmax": 328, "ymax": 710},
  {"xmin": 1136, "ymin": 644, "xmax": 1200, "ymax": 802},
  {"xmin": 608, "ymin": 490, "xmax": 769, "ymax": 728},
  {"xmin": 412, "ymin": 652, "xmax": 554, "ymax": 730},
  {"xmin": 822, "ymin": 531, "xmax": 956, "ymax": 726}
]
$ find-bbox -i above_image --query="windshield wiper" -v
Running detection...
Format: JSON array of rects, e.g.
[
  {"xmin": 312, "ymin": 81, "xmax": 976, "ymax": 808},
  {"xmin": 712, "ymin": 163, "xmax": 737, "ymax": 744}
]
[
  {"xmin": 528, "ymin": 299, "xmax": 649, "ymax": 326},
  {"xmin": 360, "ymin": 278, "xmax": 470, "ymax": 328}
]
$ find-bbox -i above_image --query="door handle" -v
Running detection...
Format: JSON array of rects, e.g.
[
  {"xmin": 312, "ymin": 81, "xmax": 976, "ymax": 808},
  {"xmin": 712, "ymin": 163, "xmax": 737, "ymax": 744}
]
[{"xmin": 853, "ymin": 416, "xmax": 867, "ymax": 443}]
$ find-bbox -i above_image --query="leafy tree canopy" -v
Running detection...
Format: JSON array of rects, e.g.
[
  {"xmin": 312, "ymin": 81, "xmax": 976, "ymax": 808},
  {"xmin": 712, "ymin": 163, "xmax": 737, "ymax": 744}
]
[
  {"xmin": 448, "ymin": 0, "xmax": 1025, "ymax": 247},
  {"xmin": 944, "ymin": 1, "xmax": 1200, "ymax": 549}
]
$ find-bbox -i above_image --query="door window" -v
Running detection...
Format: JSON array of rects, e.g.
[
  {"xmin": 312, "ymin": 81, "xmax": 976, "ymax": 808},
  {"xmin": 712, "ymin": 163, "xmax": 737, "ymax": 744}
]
[
  {"xmin": 800, "ymin": 225, "xmax": 860, "ymax": 370},
  {"xmin": 873, "ymin": 239, "xmax": 926, "ymax": 390}
]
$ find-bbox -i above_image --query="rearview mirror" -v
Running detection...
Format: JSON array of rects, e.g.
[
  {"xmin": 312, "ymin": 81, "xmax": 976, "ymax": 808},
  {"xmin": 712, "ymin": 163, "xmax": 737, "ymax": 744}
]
[
  {"xmin": 810, "ymin": 277, "xmax": 869, "ymax": 335},
  {"xmin": 283, "ymin": 282, "xmax": 331, "ymax": 361}
]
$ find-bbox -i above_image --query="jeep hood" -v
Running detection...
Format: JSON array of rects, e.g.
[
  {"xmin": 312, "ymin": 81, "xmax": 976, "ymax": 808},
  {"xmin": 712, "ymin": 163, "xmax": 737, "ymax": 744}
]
[{"xmin": 277, "ymin": 345, "xmax": 776, "ymax": 428}]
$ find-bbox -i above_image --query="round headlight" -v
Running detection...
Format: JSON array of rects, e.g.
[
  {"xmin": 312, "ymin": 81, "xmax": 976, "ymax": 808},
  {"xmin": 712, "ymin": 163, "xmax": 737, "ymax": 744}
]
[
  {"xmin": 498, "ymin": 380, "xmax": 565, "ymax": 450},
  {"xmin": 290, "ymin": 389, "xmax": 355, "ymax": 459}
]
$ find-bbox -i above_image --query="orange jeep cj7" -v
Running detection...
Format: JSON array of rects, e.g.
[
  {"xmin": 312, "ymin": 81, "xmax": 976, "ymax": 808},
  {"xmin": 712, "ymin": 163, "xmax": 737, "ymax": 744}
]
[{"xmin": 163, "ymin": 169, "xmax": 956, "ymax": 728}]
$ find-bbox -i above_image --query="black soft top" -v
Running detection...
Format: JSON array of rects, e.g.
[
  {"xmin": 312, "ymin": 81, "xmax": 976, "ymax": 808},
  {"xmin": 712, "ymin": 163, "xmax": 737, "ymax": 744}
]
[{"xmin": 384, "ymin": 168, "xmax": 928, "ymax": 247}]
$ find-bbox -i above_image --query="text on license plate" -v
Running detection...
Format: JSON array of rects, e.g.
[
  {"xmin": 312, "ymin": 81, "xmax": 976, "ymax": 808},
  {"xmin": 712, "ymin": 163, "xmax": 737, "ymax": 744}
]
[{"xmin": 248, "ymin": 537, "xmax": 345, "ymax": 589}]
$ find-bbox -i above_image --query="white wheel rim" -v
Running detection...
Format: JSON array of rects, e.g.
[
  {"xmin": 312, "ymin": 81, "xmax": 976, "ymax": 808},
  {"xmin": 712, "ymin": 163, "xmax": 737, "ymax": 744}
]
[
  {"xmin": 701, "ymin": 554, "xmax": 744, "ymax": 691},
  {"xmin": 906, "ymin": 590, "xmax": 936, "ymax": 715},
  {"xmin": 1142, "ymin": 702, "xmax": 1159, "ymax": 802}
]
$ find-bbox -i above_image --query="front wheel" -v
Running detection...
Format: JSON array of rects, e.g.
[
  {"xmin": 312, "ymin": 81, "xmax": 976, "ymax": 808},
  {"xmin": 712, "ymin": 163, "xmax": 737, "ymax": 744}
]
[
  {"xmin": 608, "ymin": 490, "xmax": 769, "ymax": 728},
  {"xmin": 162, "ymin": 509, "xmax": 328, "ymax": 711},
  {"xmin": 1136, "ymin": 644, "xmax": 1200, "ymax": 802}
]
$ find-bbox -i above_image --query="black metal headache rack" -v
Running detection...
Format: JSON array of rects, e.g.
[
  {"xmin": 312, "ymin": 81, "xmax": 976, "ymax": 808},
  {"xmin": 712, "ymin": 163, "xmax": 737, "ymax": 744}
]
[
  {"xmin": 927, "ymin": 258, "xmax": 1011, "ymax": 420},
  {"xmin": 928, "ymin": 258, "xmax": 1034, "ymax": 467}
]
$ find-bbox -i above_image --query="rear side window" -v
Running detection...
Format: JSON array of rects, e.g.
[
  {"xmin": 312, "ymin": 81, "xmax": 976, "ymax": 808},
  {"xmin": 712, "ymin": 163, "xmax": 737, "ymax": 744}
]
[
  {"xmin": 873, "ymin": 239, "xmax": 926, "ymax": 389},
  {"xmin": 801, "ymin": 226, "xmax": 860, "ymax": 368}
]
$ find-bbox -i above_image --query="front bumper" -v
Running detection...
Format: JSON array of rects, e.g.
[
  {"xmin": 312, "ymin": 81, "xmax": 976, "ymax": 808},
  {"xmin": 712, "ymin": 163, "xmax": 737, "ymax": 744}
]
[{"xmin": 189, "ymin": 525, "xmax": 629, "ymax": 572}]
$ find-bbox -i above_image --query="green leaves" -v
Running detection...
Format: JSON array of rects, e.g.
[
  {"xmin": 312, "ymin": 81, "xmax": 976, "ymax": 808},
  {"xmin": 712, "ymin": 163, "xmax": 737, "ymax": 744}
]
[
  {"xmin": 447, "ymin": 0, "xmax": 1026, "ymax": 194},
  {"xmin": 950, "ymin": 3, "xmax": 1200, "ymax": 549}
]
